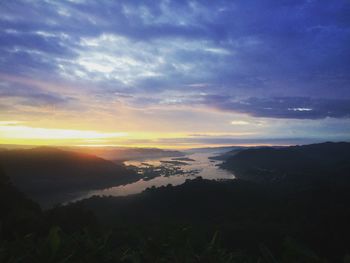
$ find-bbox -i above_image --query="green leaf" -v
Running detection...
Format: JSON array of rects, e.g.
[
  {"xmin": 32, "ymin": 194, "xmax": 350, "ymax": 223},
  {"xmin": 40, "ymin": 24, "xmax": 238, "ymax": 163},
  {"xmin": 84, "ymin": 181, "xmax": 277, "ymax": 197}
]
[{"xmin": 48, "ymin": 226, "xmax": 61, "ymax": 257}]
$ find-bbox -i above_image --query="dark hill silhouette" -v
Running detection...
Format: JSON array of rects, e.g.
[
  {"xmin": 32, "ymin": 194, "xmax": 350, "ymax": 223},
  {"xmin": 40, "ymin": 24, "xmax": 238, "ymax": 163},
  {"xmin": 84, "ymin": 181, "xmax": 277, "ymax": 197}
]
[
  {"xmin": 0, "ymin": 147, "xmax": 138, "ymax": 203},
  {"xmin": 70, "ymin": 176, "xmax": 350, "ymax": 261},
  {"xmin": 221, "ymin": 142, "xmax": 350, "ymax": 184},
  {"xmin": 0, "ymin": 166, "xmax": 42, "ymax": 239}
]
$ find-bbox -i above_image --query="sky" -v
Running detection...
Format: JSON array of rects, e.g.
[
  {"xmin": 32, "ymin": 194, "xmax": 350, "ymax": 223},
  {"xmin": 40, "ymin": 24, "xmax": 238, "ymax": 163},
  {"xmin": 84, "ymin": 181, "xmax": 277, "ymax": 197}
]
[{"xmin": 0, "ymin": 0, "xmax": 350, "ymax": 148}]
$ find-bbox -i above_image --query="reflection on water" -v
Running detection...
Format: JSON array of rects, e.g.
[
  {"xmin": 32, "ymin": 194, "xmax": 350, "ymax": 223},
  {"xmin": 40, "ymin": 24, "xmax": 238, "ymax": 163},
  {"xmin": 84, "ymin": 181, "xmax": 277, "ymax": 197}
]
[{"xmin": 72, "ymin": 152, "xmax": 235, "ymax": 202}]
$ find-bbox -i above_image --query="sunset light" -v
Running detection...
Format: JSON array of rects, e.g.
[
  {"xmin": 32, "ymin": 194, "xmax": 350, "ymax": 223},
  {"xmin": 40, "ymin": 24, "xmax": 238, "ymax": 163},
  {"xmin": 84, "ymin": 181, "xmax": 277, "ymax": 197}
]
[
  {"xmin": 1, "ymin": 1, "xmax": 350, "ymax": 261},
  {"xmin": 0, "ymin": 0, "xmax": 349, "ymax": 148}
]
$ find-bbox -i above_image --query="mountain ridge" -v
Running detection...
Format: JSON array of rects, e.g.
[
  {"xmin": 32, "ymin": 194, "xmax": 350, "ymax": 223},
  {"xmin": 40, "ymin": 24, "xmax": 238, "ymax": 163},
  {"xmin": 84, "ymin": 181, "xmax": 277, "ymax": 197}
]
[{"xmin": 0, "ymin": 147, "xmax": 139, "ymax": 206}]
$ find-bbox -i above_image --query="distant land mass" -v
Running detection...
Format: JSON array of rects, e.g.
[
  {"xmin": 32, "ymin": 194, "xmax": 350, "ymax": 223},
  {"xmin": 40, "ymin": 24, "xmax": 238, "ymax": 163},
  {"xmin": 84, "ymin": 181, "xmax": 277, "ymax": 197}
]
[
  {"xmin": 221, "ymin": 142, "xmax": 350, "ymax": 185},
  {"xmin": 208, "ymin": 146, "xmax": 247, "ymax": 161},
  {"xmin": 171, "ymin": 157, "xmax": 195, "ymax": 162},
  {"xmin": 0, "ymin": 147, "xmax": 139, "ymax": 205},
  {"xmin": 67, "ymin": 147, "xmax": 185, "ymax": 161},
  {"xmin": 185, "ymin": 146, "xmax": 243, "ymax": 154}
]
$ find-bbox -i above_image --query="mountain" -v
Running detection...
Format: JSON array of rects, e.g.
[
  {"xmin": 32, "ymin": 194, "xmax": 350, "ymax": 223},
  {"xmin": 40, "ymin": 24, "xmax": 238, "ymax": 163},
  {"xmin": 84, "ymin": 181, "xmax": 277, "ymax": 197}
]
[
  {"xmin": 0, "ymin": 165, "xmax": 42, "ymax": 239},
  {"xmin": 67, "ymin": 147, "xmax": 185, "ymax": 161},
  {"xmin": 71, "ymin": 176, "xmax": 350, "ymax": 261},
  {"xmin": 0, "ymin": 147, "xmax": 138, "ymax": 204},
  {"xmin": 185, "ymin": 146, "xmax": 243, "ymax": 154},
  {"xmin": 221, "ymin": 142, "xmax": 350, "ymax": 184},
  {"xmin": 208, "ymin": 146, "xmax": 247, "ymax": 160}
]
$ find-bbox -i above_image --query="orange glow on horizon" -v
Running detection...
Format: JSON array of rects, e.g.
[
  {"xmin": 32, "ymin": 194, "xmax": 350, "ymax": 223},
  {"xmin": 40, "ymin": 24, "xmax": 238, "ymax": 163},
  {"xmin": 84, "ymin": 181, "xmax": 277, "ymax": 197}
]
[{"xmin": 0, "ymin": 121, "xmax": 262, "ymax": 149}]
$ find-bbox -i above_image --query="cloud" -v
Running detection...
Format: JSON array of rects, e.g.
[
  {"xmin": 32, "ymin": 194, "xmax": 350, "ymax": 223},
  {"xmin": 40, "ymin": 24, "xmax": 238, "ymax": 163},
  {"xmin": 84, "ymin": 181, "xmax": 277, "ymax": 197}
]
[
  {"xmin": 1, "ymin": 0, "xmax": 350, "ymax": 144},
  {"xmin": 202, "ymin": 96, "xmax": 350, "ymax": 119},
  {"xmin": 132, "ymin": 135, "xmax": 328, "ymax": 147},
  {"xmin": 0, "ymin": 76, "xmax": 77, "ymax": 112},
  {"xmin": 230, "ymin": 120, "xmax": 250, "ymax": 125},
  {"xmin": 0, "ymin": 122, "xmax": 127, "ymax": 140},
  {"xmin": 1, "ymin": 0, "xmax": 349, "ymax": 98}
]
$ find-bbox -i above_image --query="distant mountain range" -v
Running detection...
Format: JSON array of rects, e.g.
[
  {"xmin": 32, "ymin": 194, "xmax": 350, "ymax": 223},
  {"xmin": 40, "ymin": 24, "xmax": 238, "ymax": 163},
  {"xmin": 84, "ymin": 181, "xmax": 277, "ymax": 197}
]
[
  {"xmin": 221, "ymin": 142, "xmax": 350, "ymax": 185},
  {"xmin": 66, "ymin": 147, "xmax": 185, "ymax": 161},
  {"xmin": 184, "ymin": 146, "xmax": 243, "ymax": 154},
  {"xmin": 0, "ymin": 145, "xmax": 186, "ymax": 161}
]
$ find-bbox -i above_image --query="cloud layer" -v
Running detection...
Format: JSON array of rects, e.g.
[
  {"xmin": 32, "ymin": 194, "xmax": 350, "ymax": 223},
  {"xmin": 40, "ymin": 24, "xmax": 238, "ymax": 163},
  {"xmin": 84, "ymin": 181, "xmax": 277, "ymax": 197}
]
[
  {"xmin": 202, "ymin": 96, "xmax": 350, "ymax": 119},
  {"xmin": 1, "ymin": 0, "xmax": 350, "ymax": 145}
]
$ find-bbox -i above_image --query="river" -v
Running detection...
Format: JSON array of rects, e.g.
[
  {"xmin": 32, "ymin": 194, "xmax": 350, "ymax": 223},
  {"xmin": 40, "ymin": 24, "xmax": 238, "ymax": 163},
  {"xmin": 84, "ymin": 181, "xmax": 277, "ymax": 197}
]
[{"xmin": 68, "ymin": 151, "xmax": 235, "ymax": 203}]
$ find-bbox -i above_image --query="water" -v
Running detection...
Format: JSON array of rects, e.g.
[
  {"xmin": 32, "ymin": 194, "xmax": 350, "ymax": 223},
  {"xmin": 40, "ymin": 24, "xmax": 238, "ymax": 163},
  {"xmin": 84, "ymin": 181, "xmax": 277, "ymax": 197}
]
[{"xmin": 70, "ymin": 152, "xmax": 235, "ymax": 202}]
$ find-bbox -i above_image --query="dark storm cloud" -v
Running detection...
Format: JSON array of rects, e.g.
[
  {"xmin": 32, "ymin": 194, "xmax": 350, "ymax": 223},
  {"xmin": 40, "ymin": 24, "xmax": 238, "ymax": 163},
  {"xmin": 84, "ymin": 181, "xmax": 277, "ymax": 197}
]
[
  {"xmin": 202, "ymin": 96, "xmax": 350, "ymax": 119},
  {"xmin": 154, "ymin": 136, "xmax": 323, "ymax": 146},
  {"xmin": 0, "ymin": 0, "xmax": 350, "ymax": 119}
]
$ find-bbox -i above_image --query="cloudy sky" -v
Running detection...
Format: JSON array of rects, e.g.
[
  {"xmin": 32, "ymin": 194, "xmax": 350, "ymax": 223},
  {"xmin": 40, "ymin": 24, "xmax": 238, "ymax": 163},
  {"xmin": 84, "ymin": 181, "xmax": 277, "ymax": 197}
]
[{"xmin": 0, "ymin": 0, "xmax": 350, "ymax": 148}]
